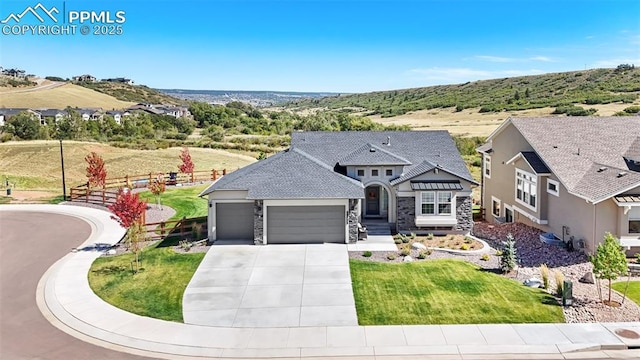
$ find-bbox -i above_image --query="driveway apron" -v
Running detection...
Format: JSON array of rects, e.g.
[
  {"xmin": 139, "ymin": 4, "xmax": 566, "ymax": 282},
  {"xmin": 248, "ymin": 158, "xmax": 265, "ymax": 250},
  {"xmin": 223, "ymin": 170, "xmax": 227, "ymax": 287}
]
[{"xmin": 182, "ymin": 244, "xmax": 358, "ymax": 327}]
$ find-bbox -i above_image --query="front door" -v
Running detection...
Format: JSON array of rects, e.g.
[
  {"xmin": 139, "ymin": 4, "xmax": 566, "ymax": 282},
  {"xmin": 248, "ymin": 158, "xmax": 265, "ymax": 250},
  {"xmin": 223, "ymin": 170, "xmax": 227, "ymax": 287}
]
[{"xmin": 366, "ymin": 186, "xmax": 379, "ymax": 216}]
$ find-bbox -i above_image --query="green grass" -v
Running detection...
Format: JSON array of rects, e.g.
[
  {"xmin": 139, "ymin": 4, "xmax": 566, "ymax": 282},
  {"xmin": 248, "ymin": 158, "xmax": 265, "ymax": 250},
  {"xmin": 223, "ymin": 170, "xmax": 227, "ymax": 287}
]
[
  {"xmin": 0, "ymin": 196, "xmax": 10, "ymax": 204},
  {"xmin": 349, "ymin": 259, "xmax": 564, "ymax": 324},
  {"xmin": 612, "ymin": 281, "xmax": 640, "ymax": 305},
  {"xmin": 88, "ymin": 247, "xmax": 205, "ymax": 322},
  {"xmin": 138, "ymin": 184, "xmax": 209, "ymax": 221}
]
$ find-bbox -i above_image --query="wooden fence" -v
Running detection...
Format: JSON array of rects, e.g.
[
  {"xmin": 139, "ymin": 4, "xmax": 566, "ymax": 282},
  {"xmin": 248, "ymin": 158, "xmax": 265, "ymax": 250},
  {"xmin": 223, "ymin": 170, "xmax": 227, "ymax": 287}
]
[
  {"xmin": 143, "ymin": 216, "xmax": 208, "ymax": 243},
  {"xmin": 69, "ymin": 169, "xmax": 227, "ymax": 206}
]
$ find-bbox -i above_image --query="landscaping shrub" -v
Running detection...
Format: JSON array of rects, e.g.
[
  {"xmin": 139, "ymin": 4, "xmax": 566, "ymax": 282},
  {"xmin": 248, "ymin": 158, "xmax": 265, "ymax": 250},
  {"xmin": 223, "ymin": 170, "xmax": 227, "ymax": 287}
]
[
  {"xmin": 387, "ymin": 253, "xmax": 396, "ymax": 260},
  {"xmin": 500, "ymin": 233, "xmax": 518, "ymax": 273},
  {"xmin": 394, "ymin": 238, "xmax": 402, "ymax": 244},
  {"xmin": 410, "ymin": 232, "xmax": 416, "ymax": 240},
  {"xmin": 427, "ymin": 233, "xmax": 434, "ymax": 240},
  {"xmin": 362, "ymin": 251, "xmax": 372, "ymax": 258},
  {"xmin": 481, "ymin": 253, "xmax": 490, "ymax": 261},
  {"xmin": 540, "ymin": 264, "xmax": 550, "ymax": 289},
  {"xmin": 400, "ymin": 246, "xmax": 411, "ymax": 256},
  {"xmin": 554, "ymin": 271, "xmax": 564, "ymax": 297},
  {"xmin": 417, "ymin": 251, "xmax": 427, "ymax": 259},
  {"xmin": 460, "ymin": 244, "xmax": 469, "ymax": 251},
  {"xmin": 464, "ymin": 236, "xmax": 473, "ymax": 244},
  {"xmin": 401, "ymin": 235, "xmax": 410, "ymax": 243}
]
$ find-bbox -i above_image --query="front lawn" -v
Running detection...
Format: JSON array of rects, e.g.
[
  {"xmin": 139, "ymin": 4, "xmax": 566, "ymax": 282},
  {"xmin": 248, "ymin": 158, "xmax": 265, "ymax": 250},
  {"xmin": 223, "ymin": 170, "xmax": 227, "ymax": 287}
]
[
  {"xmin": 138, "ymin": 184, "xmax": 208, "ymax": 221},
  {"xmin": 88, "ymin": 247, "xmax": 205, "ymax": 322},
  {"xmin": 350, "ymin": 259, "xmax": 564, "ymax": 324},
  {"xmin": 612, "ymin": 281, "xmax": 640, "ymax": 306}
]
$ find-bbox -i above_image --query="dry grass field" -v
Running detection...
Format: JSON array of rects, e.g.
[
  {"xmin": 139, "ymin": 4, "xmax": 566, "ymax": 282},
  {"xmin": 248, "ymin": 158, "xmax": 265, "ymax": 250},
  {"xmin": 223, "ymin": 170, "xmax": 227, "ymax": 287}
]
[
  {"xmin": 0, "ymin": 141, "xmax": 256, "ymax": 191},
  {"xmin": 368, "ymin": 103, "xmax": 638, "ymax": 137},
  {"xmin": 0, "ymin": 83, "xmax": 134, "ymax": 109}
]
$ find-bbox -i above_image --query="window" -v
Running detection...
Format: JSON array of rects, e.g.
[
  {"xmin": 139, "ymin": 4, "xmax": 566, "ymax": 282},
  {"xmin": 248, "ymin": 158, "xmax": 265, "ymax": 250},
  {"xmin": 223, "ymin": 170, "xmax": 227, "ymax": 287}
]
[
  {"xmin": 371, "ymin": 169, "xmax": 379, "ymax": 177},
  {"xmin": 356, "ymin": 169, "xmax": 365, "ymax": 177},
  {"xmin": 515, "ymin": 169, "xmax": 537, "ymax": 210},
  {"xmin": 420, "ymin": 191, "xmax": 452, "ymax": 216},
  {"xmin": 385, "ymin": 169, "xmax": 393, "ymax": 176},
  {"xmin": 492, "ymin": 197, "xmax": 501, "ymax": 217},
  {"xmin": 421, "ymin": 192, "xmax": 435, "ymax": 215},
  {"xmin": 438, "ymin": 192, "xmax": 452, "ymax": 215},
  {"xmin": 630, "ymin": 208, "xmax": 640, "ymax": 234},
  {"xmin": 484, "ymin": 156, "xmax": 491, "ymax": 178},
  {"xmin": 547, "ymin": 179, "xmax": 559, "ymax": 197}
]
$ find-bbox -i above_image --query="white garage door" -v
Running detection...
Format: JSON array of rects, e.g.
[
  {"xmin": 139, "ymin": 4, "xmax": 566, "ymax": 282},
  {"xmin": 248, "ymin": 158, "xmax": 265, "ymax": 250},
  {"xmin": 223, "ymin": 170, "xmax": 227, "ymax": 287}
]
[{"xmin": 267, "ymin": 205, "xmax": 346, "ymax": 244}]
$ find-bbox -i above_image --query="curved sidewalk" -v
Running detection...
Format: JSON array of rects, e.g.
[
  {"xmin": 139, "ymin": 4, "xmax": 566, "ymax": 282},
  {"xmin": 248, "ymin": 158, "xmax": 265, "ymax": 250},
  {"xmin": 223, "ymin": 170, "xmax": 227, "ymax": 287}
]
[{"xmin": 3, "ymin": 204, "xmax": 640, "ymax": 359}]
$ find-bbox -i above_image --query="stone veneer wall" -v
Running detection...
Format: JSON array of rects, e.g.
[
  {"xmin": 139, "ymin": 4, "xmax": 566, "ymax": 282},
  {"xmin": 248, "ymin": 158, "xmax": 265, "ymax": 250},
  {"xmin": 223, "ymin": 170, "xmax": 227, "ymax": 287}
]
[
  {"xmin": 348, "ymin": 199, "xmax": 359, "ymax": 243},
  {"xmin": 253, "ymin": 200, "xmax": 263, "ymax": 245},
  {"xmin": 396, "ymin": 196, "xmax": 415, "ymax": 232},
  {"xmin": 396, "ymin": 195, "xmax": 472, "ymax": 234},
  {"xmin": 453, "ymin": 196, "xmax": 473, "ymax": 232}
]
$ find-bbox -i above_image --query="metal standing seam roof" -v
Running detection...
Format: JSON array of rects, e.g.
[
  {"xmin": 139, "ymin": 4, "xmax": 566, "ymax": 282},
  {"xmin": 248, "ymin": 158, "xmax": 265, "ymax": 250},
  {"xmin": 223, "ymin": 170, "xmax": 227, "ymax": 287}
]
[
  {"xmin": 519, "ymin": 151, "xmax": 551, "ymax": 174},
  {"xmin": 410, "ymin": 180, "xmax": 463, "ymax": 191}
]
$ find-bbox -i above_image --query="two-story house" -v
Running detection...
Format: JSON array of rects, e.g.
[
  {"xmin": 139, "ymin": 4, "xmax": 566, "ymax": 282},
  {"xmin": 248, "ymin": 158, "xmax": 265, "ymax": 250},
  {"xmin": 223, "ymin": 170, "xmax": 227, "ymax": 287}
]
[
  {"xmin": 200, "ymin": 131, "xmax": 477, "ymax": 244},
  {"xmin": 479, "ymin": 117, "xmax": 640, "ymax": 254}
]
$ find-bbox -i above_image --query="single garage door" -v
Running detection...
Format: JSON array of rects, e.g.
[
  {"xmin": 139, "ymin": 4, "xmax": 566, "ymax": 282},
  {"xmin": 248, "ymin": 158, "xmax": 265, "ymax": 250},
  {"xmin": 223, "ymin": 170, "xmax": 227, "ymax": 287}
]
[
  {"xmin": 216, "ymin": 203, "xmax": 254, "ymax": 240},
  {"xmin": 267, "ymin": 205, "xmax": 345, "ymax": 244}
]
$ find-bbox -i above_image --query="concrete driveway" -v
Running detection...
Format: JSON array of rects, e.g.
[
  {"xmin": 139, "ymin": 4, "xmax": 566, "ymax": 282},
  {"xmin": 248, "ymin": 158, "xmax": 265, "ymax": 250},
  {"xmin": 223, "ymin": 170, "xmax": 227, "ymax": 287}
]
[{"xmin": 182, "ymin": 244, "xmax": 358, "ymax": 328}]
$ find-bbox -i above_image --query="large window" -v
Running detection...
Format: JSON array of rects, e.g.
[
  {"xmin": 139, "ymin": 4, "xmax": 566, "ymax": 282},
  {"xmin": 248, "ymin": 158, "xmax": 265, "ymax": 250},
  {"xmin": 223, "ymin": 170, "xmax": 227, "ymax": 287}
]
[
  {"xmin": 421, "ymin": 191, "xmax": 452, "ymax": 216},
  {"xmin": 516, "ymin": 169, "xmax": 537, "ymax": 210},
  {"xmin": 484, "ymin": 156, "xmax": 491, "ymax": 178}
]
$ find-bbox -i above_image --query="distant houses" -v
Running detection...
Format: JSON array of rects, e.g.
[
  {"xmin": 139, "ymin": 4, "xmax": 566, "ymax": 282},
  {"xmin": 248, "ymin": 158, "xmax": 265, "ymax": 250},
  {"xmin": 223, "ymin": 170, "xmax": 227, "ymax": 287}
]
[
  {"xmin": 72, "ymin": 74, "xmax": 97, "ymax": 82},
  {"xmin": 1, "ymin": 68, "xmax": 27, "ymax": 78},
  {"xmin": 102, "ymin": 77, "xmax": 134, "ymax": 85},
  {"xmin": 0, "ymin": 103, "xmax": 191, "ymax": 127}
]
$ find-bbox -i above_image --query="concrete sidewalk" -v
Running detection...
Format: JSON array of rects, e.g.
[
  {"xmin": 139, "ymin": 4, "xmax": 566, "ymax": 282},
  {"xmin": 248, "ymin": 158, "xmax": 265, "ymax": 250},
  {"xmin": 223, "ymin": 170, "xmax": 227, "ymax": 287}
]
[{"xmin": 3, "ymin": 204, "xmax": 639, "ymax": 359}]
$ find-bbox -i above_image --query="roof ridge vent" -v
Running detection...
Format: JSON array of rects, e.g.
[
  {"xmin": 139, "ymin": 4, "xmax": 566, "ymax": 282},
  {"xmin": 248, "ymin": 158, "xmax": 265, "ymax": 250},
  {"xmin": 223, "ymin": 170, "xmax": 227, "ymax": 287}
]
[
  {"xmin": 597, "ymin": 166, "xmax": 608, "ymax": 172},
  {"xmin": 618, "ymin": 171, "xmax": 628, "ymax": 178}
]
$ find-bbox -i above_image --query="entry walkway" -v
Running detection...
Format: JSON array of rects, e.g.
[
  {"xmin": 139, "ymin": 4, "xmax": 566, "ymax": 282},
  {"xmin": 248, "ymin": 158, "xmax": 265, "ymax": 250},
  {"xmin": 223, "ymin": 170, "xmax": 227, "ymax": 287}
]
[
  {"xmin": 183, "ymin": 244, "xmax": 358, "ymax": 327},
  {"xmin": 4, "ymin": 205, "xmax": 639, "ymax": 359}
]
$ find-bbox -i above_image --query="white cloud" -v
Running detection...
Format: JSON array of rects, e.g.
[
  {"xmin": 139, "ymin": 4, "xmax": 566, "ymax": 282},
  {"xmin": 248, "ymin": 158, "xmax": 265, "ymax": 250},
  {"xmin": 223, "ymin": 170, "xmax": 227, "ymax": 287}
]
[
  {"xmin": 408, "ymin": 67, "xmax": 545, "ymax": 84},
  {"xmin": 475, "ymin": 55, "xmax": 515, "ymax": 63},
  {"xmin": 529, "ymin": 56, "xmax": 553, "ymax": 62}
]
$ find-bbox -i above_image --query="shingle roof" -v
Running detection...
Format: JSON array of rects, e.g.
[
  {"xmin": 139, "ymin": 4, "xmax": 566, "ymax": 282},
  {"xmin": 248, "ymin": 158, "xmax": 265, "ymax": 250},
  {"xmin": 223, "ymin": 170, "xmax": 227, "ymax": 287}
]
[
  {"xmin": 625, "ymin": 137, "xmax": 640, "ymax": 162},
  {"xmin": 506, "ymin": 117, "xmax": 640, "ymax": 203},
  {"xmin": 389, "ymin": 160, "xmax": 437, "ymax": 185},
  {"xmin": 199, "ymin": 148, "xmax": 364, "ymax": 199},
  {"xmin": 338, "ymin": 143, "xmax": 411, "ymax": 166},
  {"xmin": 291, "ymin": 131, "xmax": 476, "ymax": 184}
]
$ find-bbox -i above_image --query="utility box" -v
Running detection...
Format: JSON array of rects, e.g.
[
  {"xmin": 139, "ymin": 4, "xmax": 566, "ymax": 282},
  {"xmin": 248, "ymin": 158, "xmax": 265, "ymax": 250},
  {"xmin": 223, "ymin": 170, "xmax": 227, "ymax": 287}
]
[
  {"xmin": 6, "ymin": 188, "xmax": 11, "ymax": 196},
  {"xmin": 562, "ymin": 280, "xmax": 573, "ymax": 306}
]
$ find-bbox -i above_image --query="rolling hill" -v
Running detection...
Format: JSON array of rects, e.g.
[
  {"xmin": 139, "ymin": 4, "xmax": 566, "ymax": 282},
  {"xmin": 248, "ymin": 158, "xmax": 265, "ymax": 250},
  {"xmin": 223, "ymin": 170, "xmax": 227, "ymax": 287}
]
[
  {"xmin": 0, "ymin": 82, "xmax": 135, "ymax": 109},
  {"xmin": 285, "ymin": 67, "xmax": 640, "ymax": 117},
  {"xmin": 78, "ymin": 81, "xmax": 184, "ymax": 105}
]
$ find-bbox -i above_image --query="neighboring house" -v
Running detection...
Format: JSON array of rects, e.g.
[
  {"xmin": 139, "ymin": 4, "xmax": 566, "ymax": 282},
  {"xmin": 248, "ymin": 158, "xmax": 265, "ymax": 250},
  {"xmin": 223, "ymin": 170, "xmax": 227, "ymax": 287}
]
[
  {"xmin": 200, "ymin": 131, "xmax": 477, "ymax": 244},
  {"xmin": 2, "ymin": 68, "xmax": 26, "ymax": 78},
  {"xmin": 478, "ymin": 117, "xmax": 640, "ymax": 254},
  {"xmin": 72, "ymin": 74, "xmax": 96, "ymax": 82},
  {"xmin": 38, "ymin": 109, "xmax": 67, "ymax": 124},
  {"xmin": 76, "ymin": 108, "xmax": 103, "ymax": 121},
  {"xmin": 0, "ymin": 108, "xmax": 42, "ymax": 124},
  {"xmin": 105, "ymin": 110, "xmax": 130, "ymax": 125}
]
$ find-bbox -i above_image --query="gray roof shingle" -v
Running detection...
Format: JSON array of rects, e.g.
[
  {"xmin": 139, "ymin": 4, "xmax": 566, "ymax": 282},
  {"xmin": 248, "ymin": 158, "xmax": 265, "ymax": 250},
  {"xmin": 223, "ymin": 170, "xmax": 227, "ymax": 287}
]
[
  {"xmin": 292, "ymin": 131, "xmax": 476, "ymax": 184},
  {"xmin": 200, "ymin": 148, "xmax": 364, "ymax": 199},
  {"xmin": 338, "ymin": 143, "xmax": 411, "ymax": 166},
  {"xmin": 507, "ymin": 117, "xmax": 640, "ymax": 203}
]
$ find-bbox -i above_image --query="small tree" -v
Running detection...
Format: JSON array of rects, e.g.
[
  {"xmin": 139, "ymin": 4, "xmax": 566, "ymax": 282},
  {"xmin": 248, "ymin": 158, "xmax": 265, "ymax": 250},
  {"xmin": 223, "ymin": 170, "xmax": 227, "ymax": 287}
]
[
  {"xmin": 85, "ymin": 152, "xmax": 107, "ymax": 187},
  {"xmin": 108, "ymin": 190, "xmax": 147, "ymax": 272},
  {"xmin": 590, "ymin": 232, "xmax": 628, "ymax": 305},
  {"xmin": 501, "ymin": 233, "xmax": 518, "ymax": 273},
  {"xmin": 148, "ymin": 176, "xmax": 166, "ymax": 210},
  {"xmin": 178, "ymin": 147, "xmax": 194, "ymax": 174}
]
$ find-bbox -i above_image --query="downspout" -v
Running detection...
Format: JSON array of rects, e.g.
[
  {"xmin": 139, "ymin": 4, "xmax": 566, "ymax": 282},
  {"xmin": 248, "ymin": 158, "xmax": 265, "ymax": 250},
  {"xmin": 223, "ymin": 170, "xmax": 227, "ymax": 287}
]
[{"xmin": 592, "ymin": 202, "xmax": 597, "ymax": 253}]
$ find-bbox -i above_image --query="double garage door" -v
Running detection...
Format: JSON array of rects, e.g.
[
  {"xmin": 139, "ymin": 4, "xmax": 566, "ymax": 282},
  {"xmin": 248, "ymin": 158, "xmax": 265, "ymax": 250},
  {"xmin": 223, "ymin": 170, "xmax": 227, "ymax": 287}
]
[
  {"xmin": 267, "ymin": 205, "xmax": 345, "ymax": 244},
  {"xmin": 215, "ymin": 203, "xmax": 346, "ymax": 243}
]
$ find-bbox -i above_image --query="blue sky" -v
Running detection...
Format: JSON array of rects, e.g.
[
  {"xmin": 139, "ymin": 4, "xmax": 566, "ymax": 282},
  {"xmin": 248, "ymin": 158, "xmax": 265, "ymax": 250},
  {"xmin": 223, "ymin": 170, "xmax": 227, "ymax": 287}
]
[{"xmin": 1, "ymin": 0, "xmax": 639, "ymax": 92}]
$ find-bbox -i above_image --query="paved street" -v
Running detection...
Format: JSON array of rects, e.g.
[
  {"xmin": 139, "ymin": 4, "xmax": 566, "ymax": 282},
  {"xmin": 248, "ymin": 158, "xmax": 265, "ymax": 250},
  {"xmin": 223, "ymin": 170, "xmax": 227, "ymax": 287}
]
[{"xmin": 0, "ymin": 211, "xmax": 151, "ymax": 360}]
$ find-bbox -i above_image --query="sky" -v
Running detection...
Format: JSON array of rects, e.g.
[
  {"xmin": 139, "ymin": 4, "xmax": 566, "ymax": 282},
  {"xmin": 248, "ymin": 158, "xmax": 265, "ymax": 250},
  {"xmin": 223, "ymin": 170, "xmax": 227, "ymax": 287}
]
[{"xmin": 0, "ymin": 0, "xmax": 639, "ymax": 92}]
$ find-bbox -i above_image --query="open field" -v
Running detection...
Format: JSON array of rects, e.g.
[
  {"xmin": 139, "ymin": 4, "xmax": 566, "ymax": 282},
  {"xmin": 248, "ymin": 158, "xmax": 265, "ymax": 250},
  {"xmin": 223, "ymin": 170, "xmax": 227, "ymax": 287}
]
[
  {"xmin": 0, "ymin": 83, "xmax": 134, "ymax": 109},
  {"xmin": 0, "ymin": 141, "xmax": 256, "ymax": 191},
  {"xmin": 367, "ymin": 103, "xmax": 637, "ymax": 137}
]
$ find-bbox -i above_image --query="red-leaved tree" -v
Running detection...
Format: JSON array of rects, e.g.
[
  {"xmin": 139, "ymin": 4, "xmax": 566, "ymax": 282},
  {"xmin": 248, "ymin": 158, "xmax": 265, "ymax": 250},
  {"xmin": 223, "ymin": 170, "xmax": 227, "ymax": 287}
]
[
  {"xmin": 108, "ymin": 190, "xmax": 147, "ymax": 272},
  {"xmin": 148, "ymin": 175, "xmax": 166, "ymax": 210},
  {"xmin": 178, "ymin": 147, "xmax": 194, "ymax": 174},
  {"xmin": 85, "ymin": 152, "xmax": 107, "ymax": 188}
]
